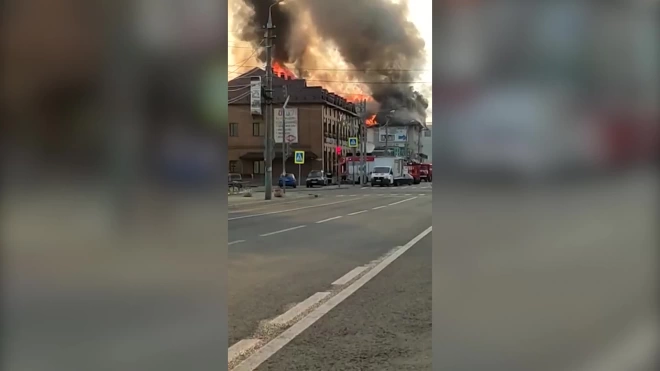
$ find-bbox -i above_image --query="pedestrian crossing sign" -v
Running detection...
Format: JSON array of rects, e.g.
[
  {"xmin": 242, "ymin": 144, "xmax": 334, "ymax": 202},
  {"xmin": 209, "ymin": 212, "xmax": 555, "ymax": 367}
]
[
  {"xmin": 348, "ymin": 137, "xmax": 358, "ymax": 147},
  {"xmin": 294, "ymin": 151, "xmax": 305, "ymax": 164}
]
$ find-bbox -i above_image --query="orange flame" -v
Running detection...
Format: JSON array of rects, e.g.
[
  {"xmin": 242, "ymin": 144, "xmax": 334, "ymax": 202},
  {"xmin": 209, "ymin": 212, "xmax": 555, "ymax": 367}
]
[
  {"xmin": 343, "ymin": 94, "xmax": 374, "ymax": 103},
  {"xmin": 365, "ymin": 114, "xmax": 377, "ymax": 127},
  {"xmin": 272, "ymin": 61, "xmax": 297, "ymax": 80}
]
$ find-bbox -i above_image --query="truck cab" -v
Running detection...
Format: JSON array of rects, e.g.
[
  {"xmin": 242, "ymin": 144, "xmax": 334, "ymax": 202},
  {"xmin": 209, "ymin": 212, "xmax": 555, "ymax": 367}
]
[{"xmin": 370, "ymin": 166, "xmax": 394, "ymax": 186}]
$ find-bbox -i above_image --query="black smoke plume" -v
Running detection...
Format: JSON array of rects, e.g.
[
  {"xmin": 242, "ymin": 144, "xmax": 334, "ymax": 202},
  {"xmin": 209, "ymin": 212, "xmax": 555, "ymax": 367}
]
[{"xmin": 236, "ymin": 0, "xmax": 429, "ymax": 125}]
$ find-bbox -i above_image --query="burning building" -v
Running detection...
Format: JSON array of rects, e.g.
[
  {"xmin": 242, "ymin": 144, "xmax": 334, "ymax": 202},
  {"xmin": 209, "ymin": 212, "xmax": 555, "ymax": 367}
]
[
  {"xmin": 229, "ymin": 0, "xmax": 430, "ymax": 131},
  {"xmin": 228, "ymin": 66, "xmax": 365, "ymax": 182}
]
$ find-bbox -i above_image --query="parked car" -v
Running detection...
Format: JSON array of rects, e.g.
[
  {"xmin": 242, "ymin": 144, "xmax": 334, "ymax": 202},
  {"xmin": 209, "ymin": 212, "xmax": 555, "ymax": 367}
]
[
  {"xmin": 306, "ymin": 170, "xmax": 328, "ymax": 187},
  {"xmin": 278, "ymin": 173, "xmax": 297, "ymax": 188}
]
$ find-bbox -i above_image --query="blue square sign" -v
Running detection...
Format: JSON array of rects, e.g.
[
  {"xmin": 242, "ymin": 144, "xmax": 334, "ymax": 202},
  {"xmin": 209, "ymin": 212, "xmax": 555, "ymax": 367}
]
[
  {"xmin": 348, "ymin": 137, "xmax": 358, "ymax": 147},
  {"xmin": 294, "ymin": 151, "xmax": 305, "ymax": 164}
]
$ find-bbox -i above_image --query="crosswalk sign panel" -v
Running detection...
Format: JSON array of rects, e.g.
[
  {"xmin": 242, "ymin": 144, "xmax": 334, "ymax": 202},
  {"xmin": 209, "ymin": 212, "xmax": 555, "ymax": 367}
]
[
  {"xmin": 294, "ymin": 151, "xmax": 305, "ymax": 164},
  {"xmin": 348, "ymin": 137, "xmax": 358, "ymax": 147}
]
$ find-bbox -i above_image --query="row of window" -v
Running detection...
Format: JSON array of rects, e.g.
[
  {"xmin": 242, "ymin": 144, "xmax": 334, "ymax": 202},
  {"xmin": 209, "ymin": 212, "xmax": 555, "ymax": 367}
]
[
  {"xmin": 323, "ymin": 105, "xmax": 355, "ymax": 121},
  {"xmin": 229, "ymin": 122, "xmax": 265, "ymax": 137}
]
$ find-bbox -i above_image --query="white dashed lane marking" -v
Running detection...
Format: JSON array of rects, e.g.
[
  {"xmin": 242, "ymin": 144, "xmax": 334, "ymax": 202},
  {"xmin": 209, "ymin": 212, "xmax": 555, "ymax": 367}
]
[
  {"xmin": 259, "ymin": 225, "xmax": 306, "ymax": 237},
  {"xmin": 316, "ymin": 216, "xmax": 343, "ymax": 224}
]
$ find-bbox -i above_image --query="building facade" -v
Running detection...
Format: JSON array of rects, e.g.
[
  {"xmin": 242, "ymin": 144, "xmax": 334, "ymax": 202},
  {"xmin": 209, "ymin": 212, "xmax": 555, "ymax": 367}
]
[
  {"xmin": 366, "ymin": 122, "xmax": 428, "ymax": 160},
  {"xmin": 228, "ymin": 68, "xmax": 362, "ymax": 183}
]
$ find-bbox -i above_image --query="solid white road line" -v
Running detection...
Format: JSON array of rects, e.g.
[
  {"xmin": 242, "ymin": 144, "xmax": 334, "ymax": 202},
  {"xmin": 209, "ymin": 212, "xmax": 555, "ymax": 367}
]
[
  {"xmin": 372, "ymin": 205, "xmax": 387, "ymax": 210},
  {"xmin": 229, "ymin": 240, "xmax": 246, "ymax": 245},
  {"xmin": 331, "ymin": 266, "xmax": 367, "ymax": 285},
  {"xmin": 388, "ymin": 196, "xmax": 418, "ymax": 206},
  {"xmin": 316, "ymin": 216, "xmax": 343, "ymax": 223},
  {"xmin": 347, "ymin": 210, "xmax": 368, "ymax": 216},
  {"xmin": 228, "ymin": 339, "xmax": 262, "ymax": 364},
  {"xmin": 229, "ymin": 198, "xmax": 359, "ymax": 221},
  {"xmin": 259, "ymin": 225, "xmax": 306, "ymax": 237},
  {"xmin": 269, "ymin": 292, "xmax": 331, "ymax": 327},
  {"xmin": 232, "ymin": 226, "xmax": 432, "ymax": 371}
]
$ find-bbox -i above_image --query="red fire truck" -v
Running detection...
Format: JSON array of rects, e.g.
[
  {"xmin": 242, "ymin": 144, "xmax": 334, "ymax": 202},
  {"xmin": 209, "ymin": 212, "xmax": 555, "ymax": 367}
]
[
  {"xmin": 419, "ymin": 163, "xmax": 432, "ymax": 182},
  {"xmin": 405, "ymin": 161, "xmax": 422, "ymax": 184}
]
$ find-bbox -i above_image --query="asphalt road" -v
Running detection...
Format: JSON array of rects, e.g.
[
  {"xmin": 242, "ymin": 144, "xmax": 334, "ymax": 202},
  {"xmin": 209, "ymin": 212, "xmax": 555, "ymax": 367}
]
[
  {"xmin": 256, "ymin": 233, "xmax": 432, "ymax": 371},
  {"xmin": 229, "ymin": 183, "xmax": 433, "ymax": 368}
]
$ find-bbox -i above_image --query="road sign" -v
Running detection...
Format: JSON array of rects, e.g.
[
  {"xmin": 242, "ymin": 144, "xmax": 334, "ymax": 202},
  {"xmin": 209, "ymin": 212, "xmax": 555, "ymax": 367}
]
[
  {"xmin": 348, "ymin": 137, "xmax": 358, "ymax": 147},
  {"xmin": 286, "ymin": 134, "xmax": 296, "ymax": 143},
  {"xmin": 294, "ymin": 151, "xmax": 305, "ymax": 164},
  {"xmin": 274, "ymin": 108, "xmax": 298, "ymax": 143}
]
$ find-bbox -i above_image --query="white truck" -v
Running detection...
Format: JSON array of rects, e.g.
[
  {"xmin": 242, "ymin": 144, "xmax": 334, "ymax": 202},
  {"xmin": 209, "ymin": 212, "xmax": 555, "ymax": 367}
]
[{"xmin": 369, "ymin": 157, "xmax": 413, "ymax": 187}]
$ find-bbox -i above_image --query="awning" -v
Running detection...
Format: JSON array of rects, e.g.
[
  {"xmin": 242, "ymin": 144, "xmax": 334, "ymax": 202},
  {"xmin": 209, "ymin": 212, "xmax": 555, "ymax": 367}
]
[{"xmin": 239, "ymin": 151, "xmax": 319, "ymax": 161}]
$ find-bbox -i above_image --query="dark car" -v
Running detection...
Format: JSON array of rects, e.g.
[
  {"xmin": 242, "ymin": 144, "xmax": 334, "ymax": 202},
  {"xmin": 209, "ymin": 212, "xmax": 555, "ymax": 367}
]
[{"xmin": 306, "ymin": 170, "xmax": 328, "ymax": 187}]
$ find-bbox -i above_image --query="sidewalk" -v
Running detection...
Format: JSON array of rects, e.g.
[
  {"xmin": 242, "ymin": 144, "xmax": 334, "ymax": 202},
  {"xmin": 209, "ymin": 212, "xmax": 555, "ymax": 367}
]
[{"xmin": 228, "ymin": 190, "xmax": 319, "ymax": 207}]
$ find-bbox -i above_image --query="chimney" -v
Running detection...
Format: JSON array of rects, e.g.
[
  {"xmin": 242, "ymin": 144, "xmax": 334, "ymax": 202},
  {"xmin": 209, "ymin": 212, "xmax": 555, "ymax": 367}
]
[
  {"xmin": 280, "ymin": 73, "xmax": 285, "ymax": 79},
  {"xmin": 287, "ymin": 76, "xmax": 291, "ymax": 80}
]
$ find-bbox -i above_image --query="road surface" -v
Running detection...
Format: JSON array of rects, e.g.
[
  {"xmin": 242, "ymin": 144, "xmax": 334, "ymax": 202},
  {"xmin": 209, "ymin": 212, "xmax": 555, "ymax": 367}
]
[{"xmin": 229, "ymin": 183, "xmax": 433, "ymax": 370}]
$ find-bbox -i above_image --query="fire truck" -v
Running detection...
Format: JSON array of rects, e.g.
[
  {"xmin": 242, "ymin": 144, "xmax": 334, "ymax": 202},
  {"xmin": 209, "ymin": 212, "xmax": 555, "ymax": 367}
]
[
  {"xmin": 405, "ymin": 161, "xmax": 422, "ymax": 184},
  {"xmin": 419, "ymin": 163, "xmax": 432, "ymax": 182}
]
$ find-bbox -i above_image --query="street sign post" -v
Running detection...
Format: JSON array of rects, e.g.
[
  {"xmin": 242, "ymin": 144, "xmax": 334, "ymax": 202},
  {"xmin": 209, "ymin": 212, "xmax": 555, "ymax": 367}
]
[
  {"xmin": 294, "ymin": 151, "xmax": 304, "ymax": 182},
  {"xmin": 348, "ymin": 137, "xmax": 358, "ymax": 147},
  {"xmin": 294, "ymin": 151, "xmax": 304, "ymax": 164}
]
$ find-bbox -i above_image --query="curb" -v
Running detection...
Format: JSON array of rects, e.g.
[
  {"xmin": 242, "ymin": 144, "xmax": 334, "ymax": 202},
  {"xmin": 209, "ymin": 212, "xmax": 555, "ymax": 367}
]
[{"xmin": 228, "ymin": 194, "xmax": 320, "ymax": 208}]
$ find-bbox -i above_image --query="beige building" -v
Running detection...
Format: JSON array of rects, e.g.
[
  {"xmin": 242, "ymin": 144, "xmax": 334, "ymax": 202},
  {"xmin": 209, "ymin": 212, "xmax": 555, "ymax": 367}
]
[{"xmin": 228, "ymin": 68, "xmax": 362, "ymax": 182}]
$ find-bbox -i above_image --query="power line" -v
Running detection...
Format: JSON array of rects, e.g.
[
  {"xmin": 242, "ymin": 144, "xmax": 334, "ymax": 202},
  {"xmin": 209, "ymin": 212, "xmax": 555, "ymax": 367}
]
[
  {"xmin": 227, "ymin": 40, "xmax": 264, "ymax": 76},
  {"xmin": 227, "ymin": 64, "xmax": 430, "ymax": 73},
  {"xmin": 228, "ymin": 90, "xmax": 251, "ymax": 104},
  {"xmin": 228, "ymin": 84, "xmax": 251, "ymax": 92}
]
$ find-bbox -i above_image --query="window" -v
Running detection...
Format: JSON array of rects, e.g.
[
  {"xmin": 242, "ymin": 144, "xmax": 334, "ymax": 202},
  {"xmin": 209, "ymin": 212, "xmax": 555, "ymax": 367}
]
[
  {"xmin": 229, "ymin": 160, "xmax": 238, "ymax": 173},
  {"xmin": 424, "ymin": 129, "xmax": 432, "ymax": 137},
  {"xmin": 253, "ymin": 122, "xmax": 265, "ymax": 136},
  {"xmin": 229, "ymin": 122, "xmax": 239, "ymax": 136},
  {"xmin": 253, "ymin": 160, "xmax": 265, "ymax": 174}
]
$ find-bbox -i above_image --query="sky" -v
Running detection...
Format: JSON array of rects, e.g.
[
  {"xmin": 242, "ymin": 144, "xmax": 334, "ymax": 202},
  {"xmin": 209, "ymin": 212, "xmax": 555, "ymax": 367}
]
[{"xmin": 228, "ymin": 0, "xmax": 433, "ymax": 124}]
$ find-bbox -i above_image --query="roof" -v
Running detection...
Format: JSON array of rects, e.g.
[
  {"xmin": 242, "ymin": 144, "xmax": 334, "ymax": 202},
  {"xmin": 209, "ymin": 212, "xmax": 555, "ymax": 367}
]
[{"xmin": 229, "ymin": 67, "xmax": 359, "ymax": 115}]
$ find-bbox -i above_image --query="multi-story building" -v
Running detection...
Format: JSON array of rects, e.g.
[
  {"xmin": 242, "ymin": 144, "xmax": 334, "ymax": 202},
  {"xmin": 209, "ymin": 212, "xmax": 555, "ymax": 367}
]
[
  {"xmin": 366, "ymin": 121, "xmax": 428, "ymax": 160},
  {"xmin": 228, "ymin": 67, "xmax": 362, "ymax": 182}
]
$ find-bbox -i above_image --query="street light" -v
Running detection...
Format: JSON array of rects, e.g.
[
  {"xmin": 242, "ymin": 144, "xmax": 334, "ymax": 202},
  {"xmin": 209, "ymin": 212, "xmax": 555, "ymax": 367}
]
[{"xmin": 384, "ymin": 109, "xmax": 395, "ymax": 156}]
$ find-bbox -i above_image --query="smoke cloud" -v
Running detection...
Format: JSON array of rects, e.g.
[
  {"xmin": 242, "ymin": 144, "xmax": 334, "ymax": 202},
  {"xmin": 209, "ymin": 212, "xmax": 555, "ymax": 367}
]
[{"xmin": 234, "ymin": 0, "xmax": 429, "ymax": 125}]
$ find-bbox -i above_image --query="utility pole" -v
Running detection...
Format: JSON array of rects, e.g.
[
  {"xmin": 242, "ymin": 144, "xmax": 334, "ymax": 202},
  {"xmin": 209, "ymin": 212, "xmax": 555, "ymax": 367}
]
[{"xmin": 263, "ymin": 9, "xmax": 275, "ymax": 200}]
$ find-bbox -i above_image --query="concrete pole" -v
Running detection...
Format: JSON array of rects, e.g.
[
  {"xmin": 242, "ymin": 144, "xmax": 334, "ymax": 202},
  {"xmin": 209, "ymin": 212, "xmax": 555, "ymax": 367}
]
[{"xmin": 263, "ymin": 4, "xmax": 276, "ymax": 199}]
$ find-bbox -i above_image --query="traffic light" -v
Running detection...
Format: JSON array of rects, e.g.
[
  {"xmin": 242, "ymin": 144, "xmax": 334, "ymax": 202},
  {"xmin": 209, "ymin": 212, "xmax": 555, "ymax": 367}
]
[{"xmin": 335, "ymin": 146, "xmax": 342, "ymax": 155}]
